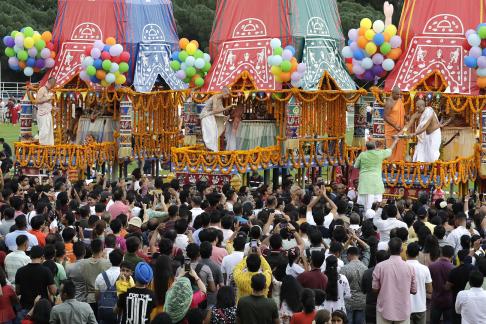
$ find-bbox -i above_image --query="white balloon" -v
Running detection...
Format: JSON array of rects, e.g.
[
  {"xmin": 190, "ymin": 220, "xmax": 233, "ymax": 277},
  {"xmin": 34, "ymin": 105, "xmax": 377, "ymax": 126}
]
[
  {"xmin": 361, "ymin": 58, "xmax": 373, "ymax": 69},
  {"xmin": 94, "ymin": 40, "xmax": 105, "ymax": 50},
  {"xmin": 185, "ymin": 56, "xmax": 195, "ymax": 67},
  {"xmin": 203, "ymin": 53, "xmax": 211, "ymax": 62},
  {"xmin": 382, "ymin": 58, "xmax": 395, "ymax": 71},
  {"xmin": 273, "ymin": 55, "xmax": 283, "ymax": 66},
  {"xmin": 194, "ymin": 58, "xmax": 205, "ymax": 69},
  {"xmin": 109, "ymin": 62, "xmax": 119, "ymax": 73},
  {"xmin": 24, "ymin": 67, "xmax": 34, "ymax": 77},
  {"xmin": 477, "ymin": 68, "xmax": 486, "ymax": 77},
  {"xmin": 373, "ymin": 20, "xmax": 385, "ymax": 33},
  {"xmin": 342, "ymin": 46, "xmax": 353, "ymax": 59},
  {"xmin": 180, "ymin": 62, "xmax": 187, "ymax": 70},
  {"xmin": 270, "ymin": 38, "xmax": 281, "ymax": 49},
  {"xmin": 82, "ymin": 57, "xmax": 94, "ymax": 69},
  {"xmin": 79, "ymin": 70, "xmax": 90, "ymax": 81},
  {"xmin": 105, "ymin": 73, "xmax": 116, "ymax": 84}
]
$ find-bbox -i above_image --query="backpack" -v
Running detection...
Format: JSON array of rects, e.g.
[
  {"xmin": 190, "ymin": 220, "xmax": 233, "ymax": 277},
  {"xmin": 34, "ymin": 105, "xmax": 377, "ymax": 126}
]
[{"xmin": 98, "ymin": 271, "xmax": 118, "ymax": 323}]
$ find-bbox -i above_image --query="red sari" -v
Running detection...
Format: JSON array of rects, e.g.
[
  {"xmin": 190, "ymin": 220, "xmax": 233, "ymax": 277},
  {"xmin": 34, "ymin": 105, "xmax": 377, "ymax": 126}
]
[{"xmin": 10, "ymin": 104, "xmax": 20, "ymax": 125}]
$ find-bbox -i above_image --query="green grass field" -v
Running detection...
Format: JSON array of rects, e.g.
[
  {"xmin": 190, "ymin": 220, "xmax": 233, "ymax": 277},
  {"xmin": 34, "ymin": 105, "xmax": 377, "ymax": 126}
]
[{"xmin": 0, "ymin": 123, "xmax": 38, "ymax": 153}]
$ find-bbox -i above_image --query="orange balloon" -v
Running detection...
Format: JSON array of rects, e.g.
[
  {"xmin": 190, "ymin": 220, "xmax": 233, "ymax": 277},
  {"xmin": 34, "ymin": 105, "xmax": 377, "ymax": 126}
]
[
  {"xmin": 41, "ymin": 31, "xmax": 52, "ymax": 42},
  {"xmin": 358, "ymin": 27, "xmax": 366, "ymax": 36},
  {"xmin": 191, "ymin": 74, "xmax": 201, "ymax": 82},
  {"xmin": 280, "ymin": 72, "xmax": 291, "ymax": 82},
  {"xmin": 383, "ymin": 32, "xmax": 391, "ymax": 42},
  {"xmin": 387, "ymin": 48, "xmax": 402, "ymax": 60},
  {"xmin": 33, "ymin": 67, "xmax": 40, "ymax": 73},
  {"xmin": 291, "ymin": 61, "xmax": 298, "ymax": 72},
  {"xmin": 96, "ymin": 70, "xmax": 106, "ymax": 80},
  {"xmin": 179, "ymin": 38, "xmax": 189, "ymax": 50},
  {"xmin": 346, "ymin": 63, "xmax": 354, "ymax": 74},
  {"xmin": 190, "ymin": 40, "xmax": 199, "ymax": 49},
  {"xmin": 290, "ymin": 57, "xmax": 297, "ymax": 64},
  {"xmin": 51, "ymin": 51, "xmax": 56, "ymax": 58},
  {"xmin": 357, "ymin": 36, "xmax": 368, "ymax": 49},
  {"xmin": 105, "ymin": 37, "xmax": 116, "ymax": 45},
  {"xmin": 18, "ymin": 61, "xmax": 26, "ymax": 69},
  {"xmin": 478, "ymin": 77, "xmax": 486, "ymax": 88}
]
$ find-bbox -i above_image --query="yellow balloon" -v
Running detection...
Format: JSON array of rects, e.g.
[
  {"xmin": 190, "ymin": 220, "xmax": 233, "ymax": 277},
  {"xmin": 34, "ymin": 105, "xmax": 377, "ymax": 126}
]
[
  {"xmin": 365, "ymin": 29, "xmax": 375, "ymax": 41},
  {"xmin": 365, "ymin": 42, "xmax": 377, "ymax": 55},
  {"xmin": 360, "ymin": 18, "xmax": 372, "ymax": 30},
  {"xmin": 385, "ymin": 24, "xmax": 398, "ymax": 37},
  {"xmin": 23, "ymin": 37, "xmax": 34, "ymax": 49},
  {"xmin": 32, "ymin": 33, "xmax": 42, "ymax": 42},
  {"xmin": 271, "ymin": 65, "xmax": 282, "ymax": 76},
  {"xmin": 186, "ymin": 43, "xmax": 197, "ymax": 55}
]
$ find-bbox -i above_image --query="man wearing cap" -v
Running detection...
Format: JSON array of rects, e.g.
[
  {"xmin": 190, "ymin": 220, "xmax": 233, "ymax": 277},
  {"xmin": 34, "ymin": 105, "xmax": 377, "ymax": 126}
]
[
  {"xmin": 117, "ymin": 262, "xmax": 155, "ymax": 324},
  {"xmin": 15, "ymin": 246, "xmax": 57, "ymax": 316}
]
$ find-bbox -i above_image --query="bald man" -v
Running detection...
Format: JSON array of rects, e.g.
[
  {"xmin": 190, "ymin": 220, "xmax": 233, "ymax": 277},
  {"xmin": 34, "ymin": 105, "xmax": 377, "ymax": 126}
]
[{"xmin": 384, "ymin": 86, "xmax": 406, "ymax": 161}]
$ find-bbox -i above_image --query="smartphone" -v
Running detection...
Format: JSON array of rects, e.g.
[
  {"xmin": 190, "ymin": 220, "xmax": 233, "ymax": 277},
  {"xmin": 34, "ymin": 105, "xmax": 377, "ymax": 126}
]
[
  {"xmin": 280, "ymin": 222, "xmax": 288, "ymax": 229},
  {"xmin": 184, "ymin": 258, "xmax": 191, "ymax": 272},
  {"xmin": 250, "ymin": 239, "xmax": 258, "ymax": 252}
]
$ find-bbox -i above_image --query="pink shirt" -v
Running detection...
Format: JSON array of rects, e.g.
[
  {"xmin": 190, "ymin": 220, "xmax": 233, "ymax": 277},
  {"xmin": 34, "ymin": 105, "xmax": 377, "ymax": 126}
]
[
  {"xmin": 210, "ymin": 246, "xmax": 228, "ymax": 265},
  {"xmin": 372, "ymin": 255, "xmax": 417, "ymax": 321},
  {"xmin": 108, "ymin": 201, "xmax": 130, "ymax": 220}
]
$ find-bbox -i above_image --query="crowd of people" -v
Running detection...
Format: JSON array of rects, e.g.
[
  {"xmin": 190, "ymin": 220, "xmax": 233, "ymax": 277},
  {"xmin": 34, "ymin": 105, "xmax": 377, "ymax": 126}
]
[
  {"xmin": 0, "ymin": 98, "xmax": 21, "ymax": 125},
  {"xmin": 0, "ymin": 169, "xmax": 485, "ymax": 324}
]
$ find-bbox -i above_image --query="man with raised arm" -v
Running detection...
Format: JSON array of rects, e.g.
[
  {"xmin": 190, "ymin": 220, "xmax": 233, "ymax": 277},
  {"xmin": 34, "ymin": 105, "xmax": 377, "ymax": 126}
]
[
  {"xmin": 384, "ymin": 86, "xmax": 405, "ymax": 161},
  {"xmin": 36, "ymin": 77, "xmax": 56, "ymax": 145}
]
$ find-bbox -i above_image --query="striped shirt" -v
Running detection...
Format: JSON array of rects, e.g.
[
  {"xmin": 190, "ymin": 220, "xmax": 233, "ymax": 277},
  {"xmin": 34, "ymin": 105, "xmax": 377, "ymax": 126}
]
[{"xmin": 4, "ymin": 250, "xmax": 30, "ymax": 284}]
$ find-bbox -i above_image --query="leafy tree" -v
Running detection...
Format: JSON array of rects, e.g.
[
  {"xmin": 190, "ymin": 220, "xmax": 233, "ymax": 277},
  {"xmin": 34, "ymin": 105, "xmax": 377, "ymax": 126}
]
[{"xmin": 337, "ymin": 1, "xmax": 384, "ymax": 38}]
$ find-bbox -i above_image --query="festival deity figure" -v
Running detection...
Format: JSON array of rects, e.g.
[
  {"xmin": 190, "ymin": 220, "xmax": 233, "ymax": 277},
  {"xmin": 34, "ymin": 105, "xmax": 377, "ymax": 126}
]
[{"xmin": 384, "ymin": 86, "xmax": 406, "ymax": 161}]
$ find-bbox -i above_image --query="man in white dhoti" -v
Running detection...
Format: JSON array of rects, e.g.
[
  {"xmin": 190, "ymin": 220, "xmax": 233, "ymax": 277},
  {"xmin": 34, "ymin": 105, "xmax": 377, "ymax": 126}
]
[
  {"xmin": 200, "ymin": 86, "xmax": 233, "ymax": 151},
  {"xmin": 36, "ymin": 77, "xmax": 56, "ymax": 145}
]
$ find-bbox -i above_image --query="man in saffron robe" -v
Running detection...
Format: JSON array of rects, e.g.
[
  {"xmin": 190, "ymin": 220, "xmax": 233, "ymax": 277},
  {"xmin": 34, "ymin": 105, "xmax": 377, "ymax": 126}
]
[{"xmin": 384, "ymin": 86, "xmax": 405, "ymax": 161}]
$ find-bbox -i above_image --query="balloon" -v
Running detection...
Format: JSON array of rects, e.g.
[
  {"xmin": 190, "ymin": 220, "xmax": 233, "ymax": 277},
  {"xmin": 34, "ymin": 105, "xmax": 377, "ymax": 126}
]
[
  {"xmin": 372, "ymin": 64, "xmax": 384, "ymax": 76},
  {"xmin": 387, "ymin": 48, "xmax": 402, "ymax": 60},
  {"xmin": 363, "ymin": 70, "xmax": 375, "ymax": 81},
  {"xmin": 179, "ymin": 38, "xmax": 189, "ymax": 49},
  {"xmin": 468, "ymin": 34, "xmax": 481, "ymax": 47},
  {"xmin": 101, "ymin": 51, "xmax": 112, "ymax": 61},
  {"xmin": 178, "ymin": 50, "xmax": 188, "ymax": 62},
  {"xmin": 273, "ymin": 46, "xmax": 283, "ymax": 56},
  {"xmin": 194, "ymin": 58, "xmax": 205, "ymax": 69},
  {"xmin": 373, "ymin": 33, "xmax": 385, "ymax": 46},
  {"xmin": 342, "ymin": 46, "xmax": 353, "ymax": 59},
  {"xmin": 115, "ymin": 74, "xmax": 126, "ymax": 85},
  {"xmin": 171, "ymin": 51, "xmax": 180, "ymax": 61},
  {"xmin": 105, "ymin": 37, "xmax": 116, "ymax": 45},
  {"xmin": 23, "ymin": 37, "xmax": 34, "ymax": 49},
  {"xmin": 82, "ymin": 56, "xmax": 94, "ymax": 68},
  {"xmin": 11, "ymin": 30, "xmax": 18, "ymax": 37},
  {"xmin": 91, "ymin": 48, "xmax": 101, "ymax": 59},
  {"xmin": 281, "ymin": 60, "xmax": 291, "ymax": 72},
  {"xmin": 350, "ymin": 42, "xmax": 359, "ymax": 52},
  {"xmin": 271, "ymin": 65, "xmax": 282, "ymax": 76},
  {"xmin": 3, "ymin": 36, "xmax": 14, "ymax": 47},
  {"xmin": 175, "ymin": 70, "xmax": 186, "ymax": 80},
  {"xmin": 352, "ymin": 64, "xmax": 365, "ymax": 75},
  {"xmin": 93, "ymin": 59, "xmax": 103, "ymax": 70},
  {"xmin": 365, "ymin": 29, "xmax": 375, "ymax": 41},
  {"xmin": 478, "ymin": 56, "xmax": 486, "ymax": 69},
  {"xmin": 45, "ymin": 58, "xmax": 55, "ymax": 68},
  {"xmin": 477, "ymin": 68, "xmax": 486, "ymax": 77},
  {"xmin": 357, "ymin": 36, "xmax": 367, "ymax": 49},
  {"xmin": 272, "ymin": 55, "xmax": 283, "ymax": 67},
  {"xmin": 185, "ymin": 66, "xmax": 196, "ymax": 78},
  {"xmin": 361, "ymin": 57, "xmax": 373, "ymax": 69},
  {"xmin": 297, "ymin": 63, "xmax": 306, "ymax": 73},
  {"xmin": 353, "ymin": 49, "xmax": 365, "ymax": 60},
  {"xmin": 291, "ymin": 80, "xmax": 301, "ymax": 88},
  {"xmin": 27, "ymin": 47, "xmax": 37, "ymax": 58},
  {"xmin": 382, "ymin": 58, "xmax": 395, "ymax": 71},
  {"xmin": 365, "ymin": 42, "xmax": 377, "ymax": 55},
  {"xmin": 270, "ymin": 38, "xmax": 281, "ymax": 49},
  {"xmin": 358, "ymin": 27, "xmax": 366, "ymax": 36},
  {"xmin": 390, "ymin": 36, "xmax": 402, "ymax": 49},
  {"xmin": 119, "ymin": 62, "xmax": 129, "ymax": 73},
  {"xmin": 40, "ymin": 48, "xmax": 51, "ymax": 59},
  {"xmin": 203, "ymin": 53, "xmax": 211, "ymax": 62},
  {"xmin": 119, "ymin": 51, "xmax": 130, "ymax": 62},
  {"xmin": 23, "ymin": 67, "xmax": 33, "ymax": 77},
  {"xmin": 23, "ymin": 27, "xmax": 34, "ymax": 37},
  {"xmin": 101, "ymin": 59, "xmax": 111, "ymax": 71},
  {"xmin": 267, "ymin": 55, "xmax": 275, "ymax": 66},
  {"xmin": 470, "ymin": 46, "xmax": 482, "ymax": 58},
  {"xmin": 346, "ymin": 62, "xmax": 353, "ymax": 73},
  {"xmin": 282, "ymin": 49, "xmax": 293, "ymax": 61},
  {"xmin": 14, "ymin": 34, "xmax": 24, "ymax": 47},
  {"xmin": 109, "ymin": 44, "xmax": 123, "ymax": 57},
  {"xmin": 465, "ymin": 29, "xmax": 476, "ymax": 38},
  {"xmin": 79, "ymin": 70, "xmax": 89, "ymax": 81},
  {"xmin": 17, "ymin": 50, "xmax": 28, "ymax": 61},
  {"xmin": 170, "ymin": 60, "xmax": 181, "ymax": 71},
  {"xmin": 4, "ymin": 47, "xmax": 15, "ymax": 57},
  {"xmin": 291, "ymin": 72, "xmax": 301, "ymax": 82},
  {"xmin": 186, "ymin": 43, "xmax": 197, "ymax": 55},
  {"xmin": 477, "ymin": 76, "xmax": 486, "ymax": 88},
  {"xmin": 380, "ymin": 42, "xmax": 392, "ymax": 55},
  {"xmin": 202, "ymin": 62, "xmax": 211, "ymax": 72},
  {"xmin": 34, "ymin": 39, "xmax": 46, "ymax": 51},
  {"xmin": 465, "ymin": 55, "xmax": 478, "ymax": 68},
  {"xmin": 479, "ymin": 26, "xmax": 486, "ymax": 39},
  {"xmin": 105, "ymin": 73, "xmax": 116, "ymax": 84},
  {"xmin": 8, "ymin": 57, "xmax": 19, "ymax": 66},
  {"xmin": 195, "ymin": 77, "xmax": 204, "ymax": 87},
  {"xmin": 96, "ymin": 70, "xmax": 106, "ymax": 80},
  {"xmin": 373, "ymin": 20, "xmax": 385, "ymax": 33},
  {"xmin": 360, "ymin": 18, "xmax": 372, "ymax": 30},
  {"xmin": 109, "ymin": 62, "xmax": 119, "ymax": 73},
  {"xmin": 190, "ymin": 40, "xmax": 199, "ymax": 49},
  {"xmin": 185, "ymin": 56, "xmax": 195, "ymax": 67},
  {"xmin": 41, "ymin": 31, "xmax": 52, "ymax": 42},
  {"xmin": 384, "ymin": 24, "xmax": 397, "ymax": 36},
  {"xmin": 383, "ymin": 32, "xmax": 391, "ymax": 42},
  {"xmin": 285, "ymin": 45, "xmax": 296, "ymax": 56},
  {"xmin": 194, "ymin": 50, "xmax": 204, "ymax": 59},
  {"xmin": 50, "ymin": 51, "xmax": 56, "ymax": 59},
  {"xmin": 372, "ymin": 53, "xmax": 384, "ymax": 65},
  {"xmin": 180, "ymin": 62, "xmax": 187, "ymax": 71},
  {"xmin": 348, "ymin": 29, "xmax": 358, "ymax": 41}
]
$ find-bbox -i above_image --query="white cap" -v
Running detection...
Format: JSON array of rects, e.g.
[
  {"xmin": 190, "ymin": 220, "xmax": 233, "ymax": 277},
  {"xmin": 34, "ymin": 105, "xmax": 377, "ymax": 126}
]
[{"xmin": 365, "ymin": 209, "xmax": 376, "ymax": 220}]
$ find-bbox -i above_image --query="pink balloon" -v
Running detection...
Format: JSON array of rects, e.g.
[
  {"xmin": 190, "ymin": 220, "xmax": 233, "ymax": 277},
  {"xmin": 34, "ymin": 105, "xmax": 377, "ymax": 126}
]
[
  {"xmin": 282, "ymin": 49, "xmax": 293, "ymax": 61},
  {"xmin": 45, "ymin": 58, "xmax": 55, "ymax": 68},
  {"xmin": 470, "ymin": 46, "xmax": 482, "ymax": 58},
  {"xmin": 40, "ymin": 48, "xmax": 51, "ymax": 59},
  {"xmin": 372, "ymin": 53, "xmax": 384, "ymax": 65},
  {"xmin": 297, "ymin": 63, "xmax": 306, "ymax": 73},
  {"xmin": 90, "ymin": 47, "xmax": 101, "ymax": 59},
  {"xmin": 348, "ymin": 29, "xmax": 358, "ymax": 41},
  {"xmin": 390, "ymin": 36, "xmax": 402, "ymax": 49},
  {"xmin": 291, "ymin": 72, "xmax": 301, "ymax": 82}
]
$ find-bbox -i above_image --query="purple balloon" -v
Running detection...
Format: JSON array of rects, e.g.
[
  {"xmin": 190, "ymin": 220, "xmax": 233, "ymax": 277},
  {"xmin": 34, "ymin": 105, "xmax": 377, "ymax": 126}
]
[
  {"xmin": 35, "ymin": 59, "xmax": 45, "ymax": 69},
  {"xmin": 470, "ymin": 46, "xmax": 482, "ymax": 58},
  {"xmin": 40, "ymin": 48, "xmax": 51, "ymax": 59},
  {"xmin": 371, "ymin": 64, "xmax": 384, "ymax": 75},
  {"xmin": 94, "ymin": 40, "xmax": 105, "ymax": 50},
  {"xmin": 45, "ymin": 58, "xmax": 55, "ymax": 68},
  {"xmin": 348, "ymin": 29, "xmax": 358, "ymax": 41},
  {"xmin": 372, "ymin": 53, "xmax": 384, "ymax": 65},
  {"xmin": 28, "ymin": 47, "xmax": 37, "ymax": 57},
  {"xmin": 390, "ymin": 36, "xmax": 402, "ymax": 49},
  {"xmin": 297, "ymin": 63, "xmax": 306, "ymax": 73},
  {"xmin": 3, "ymin": 36, "xmax": 15, "ymax": 47},
  {"xmin": 8, "ymin": 57, "xmax": 19, "ymax": 66},
  {"xmin": 14, "ymin": 34, "xmax": 24, "ymax": 47},
  {"xmin": 478, "ymin": 56, "xmax": 486, "ymax": 69},
  {"xmin": 90, "ymin": 47, "xmax": 101, "ymax": 59},
  {"xmin": 79, "ymin": 70, "xmax": 90, "ymax": 82},
  {"xmin": 175, "ymin": 70, "xmax": 186, "ymax": 80},
  {"xmin": 363, "ymin": 70, "xmax": 374, "ymax": 81},
  {"xmin": 282, "ymin": 49, "xmax": 293, "ymax": 61},
  {"xmin": 291, "ymin": 72, "xmax": 301, "ymax": 82},
  {"xmin": 350, "ymin": 42, "xmax": 359, "ymax": 51}
]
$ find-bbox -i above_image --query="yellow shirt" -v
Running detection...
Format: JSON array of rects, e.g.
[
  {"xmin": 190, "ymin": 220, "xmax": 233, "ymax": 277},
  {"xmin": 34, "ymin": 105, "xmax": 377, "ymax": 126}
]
[
  {"xmin": 116, "ymin": 277, "xmax": 135, "ymax": 295},
  {"xmin": 233, "ymin": 256, "xmax": 272, "ymax": 301}
]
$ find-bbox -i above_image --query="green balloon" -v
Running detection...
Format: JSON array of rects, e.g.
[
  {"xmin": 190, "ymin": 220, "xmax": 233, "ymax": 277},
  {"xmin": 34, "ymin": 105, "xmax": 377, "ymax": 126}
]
[
  {"xmin": 195, "ymin": 77, "xmax": 204, "ymax": 87},
  {"xmin": 170, "ymin": 60, "xmax": 180, "ymax": 71},
  {"xmin": 102, "ymin": 60, "xmax": 112, "ymax": 71},
  {"xmin": 479, "ymin": 26, "xmax": 486, "ymax": 39},
  {"xmin": 23, "ymin": 27, "xmax": 34, "ymax": 37},
  {"xmin": 273, "ymin": 47, "xmax": 283, "ymax": 56},
  {"xmin": 119, "ymin": 62, "xmax": 129, "ymax": 73},
  {"xmin": 11, "ymin": 30, "xmax": 19, "ymax": 37},
  {"xmin": 186, "ymin": 66, "xmax": 196, "ymax": 77},
  {"xmin": 5, "ymin": 47, "xmax": 15, "ymax": 57},
  {"xmin": 194, "ymin": 50, "xmax": 204, "ymax": 59},
  {"xmin": 86, "ymin": 65, "xmax": 96, "ymax": 76},
  {"xmin": 281, "ymin": 60, "xmax": 291, "ymax": 72},
  {"xmin": 202, "ymin": 62, "xmax": 211, "ymax": 72},
  {"xmin": 380, "ymin": 42, "xmax": 391, "ymax": 55},
  {"xmin": 183, "ymin": 77, "xmax": 191, "ymax": 84},
  {"xmin": 17, "ymin": 50, "xmax": 28, "ymax": 61},
  {"xmin": 178, "ymin": 50, "xmax": 188, "ymax": 62},
  {"xmin": 34, "ymin": 39, "xmax": 46, "ymax": 51}
]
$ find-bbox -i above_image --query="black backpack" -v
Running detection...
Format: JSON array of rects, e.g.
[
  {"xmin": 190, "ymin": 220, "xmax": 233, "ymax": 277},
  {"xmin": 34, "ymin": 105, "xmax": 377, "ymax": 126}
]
[{"xmin": 98, "ymin": 271, "xmax": 118, "ymax": 324}]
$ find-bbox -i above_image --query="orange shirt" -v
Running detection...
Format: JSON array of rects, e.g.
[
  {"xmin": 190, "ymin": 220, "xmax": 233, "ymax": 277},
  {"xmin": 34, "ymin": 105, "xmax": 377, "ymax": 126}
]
[
  {"xmin": 29, "ymin": 230, "xmax": 47, "ymax": 247},
  {"xmin": 65, "ymin": 243, "xmax": 76, "ymax": 263}
]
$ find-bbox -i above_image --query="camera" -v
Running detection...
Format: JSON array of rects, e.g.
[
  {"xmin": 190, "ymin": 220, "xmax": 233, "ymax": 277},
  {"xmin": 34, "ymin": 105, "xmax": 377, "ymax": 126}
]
[{"xmin": 184, "ymin": 258, "xmax": 191, "ymax": 272}]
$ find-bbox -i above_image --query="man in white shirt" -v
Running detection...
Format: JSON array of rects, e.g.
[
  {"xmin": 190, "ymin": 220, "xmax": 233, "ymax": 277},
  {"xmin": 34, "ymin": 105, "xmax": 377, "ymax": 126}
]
[
  {"xmin": 406, "ymin": 242, "xmax": 432, "ymax": 324},
  {"xmin": 5, "ymin": 215, "xmax": 38, "ymax": 251},
  {"xmin": 221, "ymin": 236, "xmax": 246, "ymax": 285},
  {"xmin": 373, "ymin": 204, "xmax": 407, "ymax": 243},
  {"xmin": 94, "ymin": 249, "xmax": 123, "ymax": 294},
  {"xmin": 306, "ymin": 187, "xmax": 337, "ymax": 228},
  {"xmin": 190, "ymin": 195, "xmax": 204, "ymax": 227},
  {"xmin": 446, "ymin": 212, "xmax": 474, "ymax": 255},
  {"xmin": 455, "ymin": 270, "xmax": 486, "ymax": 324},
  {"xmin": 174, "ymin": 218, "xmax": 190, "ymax": 251},
  {"xmin": 4, "ymin": 235, "xmax": 31, "ymax": 284}
]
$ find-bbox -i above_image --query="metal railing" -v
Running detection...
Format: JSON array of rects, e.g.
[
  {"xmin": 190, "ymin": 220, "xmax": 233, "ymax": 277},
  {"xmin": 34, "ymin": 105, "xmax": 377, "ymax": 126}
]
[{"xmin": 0, "ymin": 82, "xmax": 30, "ymax": 100}]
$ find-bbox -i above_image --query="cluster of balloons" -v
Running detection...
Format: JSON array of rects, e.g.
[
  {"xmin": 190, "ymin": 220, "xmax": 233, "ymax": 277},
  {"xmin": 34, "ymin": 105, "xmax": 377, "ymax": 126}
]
[
  {"xmin": 463, "ymin": 24, "xmax": 486, "ymax": 88},
  {"xmin": 169, "ymin": 38, "xmax": 211, "ymax": 88},
  {"xmin": 3, "ymin": 27, "xmax": 56, "ymax": 77},
  {"xmin": 79, "ymin": 37, "xmax": 130, "ymax": 86},
  {"xmin": 267, "ymin": 38, "xmax": 306, "ymax": 87},
  {"xmin": 342, "ymin": 18, "xmax": 402, "ymax": 81}
]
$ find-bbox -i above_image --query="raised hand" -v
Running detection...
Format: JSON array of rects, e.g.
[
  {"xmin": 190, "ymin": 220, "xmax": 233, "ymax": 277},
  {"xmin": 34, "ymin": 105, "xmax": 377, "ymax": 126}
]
[{"xmin": 384, "ymin": 1, "xmax": 394, "ymax": 26}]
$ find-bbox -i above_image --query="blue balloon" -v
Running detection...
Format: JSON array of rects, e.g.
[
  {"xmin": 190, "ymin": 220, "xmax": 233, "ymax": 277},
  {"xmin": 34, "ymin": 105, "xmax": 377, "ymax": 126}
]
[
  {"xmin": 26, "ymin": 57, "xmax": 36, "ymax": 67},
  {"xmin": 90, "ymin": 76, "xmax": 100, "ymax": 83},
  {"xmin": 482, "ymin": 48, "xmax": 486, "ymax": 57},
  {"xmin": 478, "ymin": 23, "xmax": 486, "ymax": 30},
  {"xmin": 171, "ymin": 51, "xmax": 180, "ymax": 61},
  {"xmin": 353, "ymin": 49, "xmax": 365, "ymax": 60},
  {"xmin": 465, "ymin": 55, "xmax": 478, "ymax": 68},
  {"xmin": 93, "ymin": 59, "xmax": 103, "ymax": 70},
  {"xmin": 103, "ymin": 45, "xmax": 111, "ymax": 52},
  {"xmin": 373, "ymin": 33, "xmax": 385, "ymax": 46},
  {"xmin": 284, "ymin": 45, "xmax": 296, "ymax": 56},
  {"xmin": 348, "ymin": 39, "xmax": 353, "ymax": 46}
]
